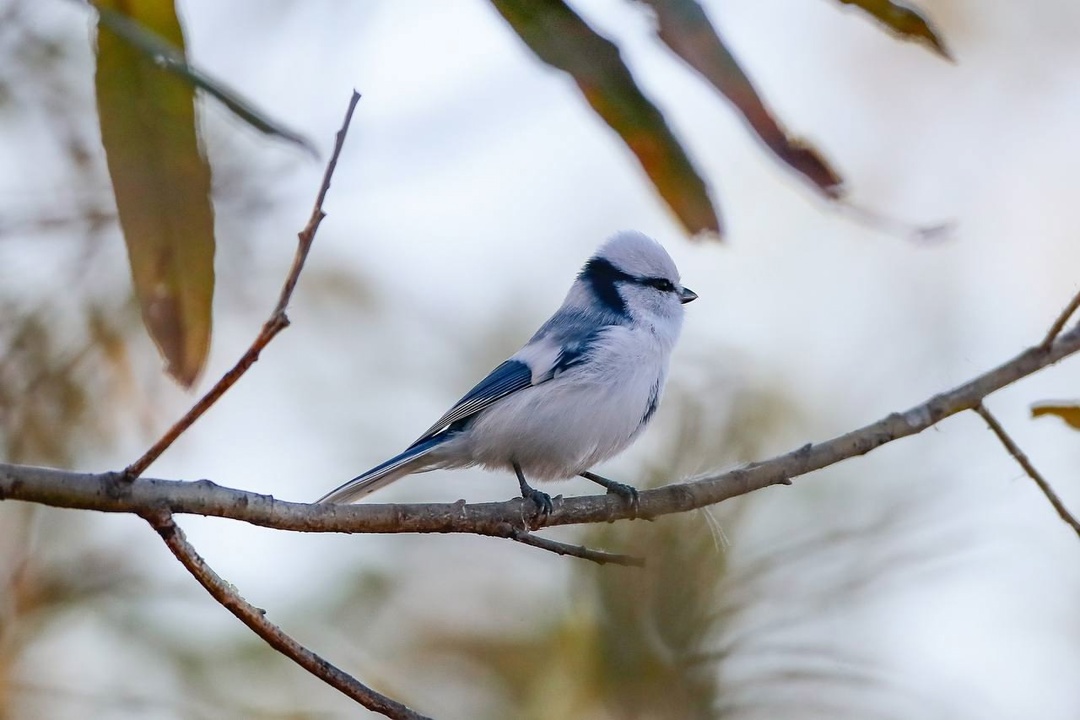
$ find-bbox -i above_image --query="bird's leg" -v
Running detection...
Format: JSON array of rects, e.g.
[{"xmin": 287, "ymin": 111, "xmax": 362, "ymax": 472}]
[
  {"xmin": 514, "ymin": 462, "xmax": 553, "ymax": 516},
  {"xmin": 580, "ymin": 471, "xmax": 639, "ymax": 514}
]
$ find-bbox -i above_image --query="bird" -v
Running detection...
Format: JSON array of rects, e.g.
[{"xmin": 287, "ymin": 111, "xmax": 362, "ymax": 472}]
[{"xmin": 316, "ymin": 231, "xmax": 697, "ymax": 514}]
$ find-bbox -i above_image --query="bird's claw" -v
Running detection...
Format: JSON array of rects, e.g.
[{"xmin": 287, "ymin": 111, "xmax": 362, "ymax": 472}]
[
  {"xmin": 514, "ymin": 463, "xmax": 552, "ymax": 518},
  {"xmin": 523, "ymin": 488, "xmax": 554, "ymax": 517},
  {"xmin": 580, "ymin": 470, "xmax": 640, "ymax": 516},
  {"xmin": 605, "ymin": 481, "xmax": 640, "ymax": 515}
]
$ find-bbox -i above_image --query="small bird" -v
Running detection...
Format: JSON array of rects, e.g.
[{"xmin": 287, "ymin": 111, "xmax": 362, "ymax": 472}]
[{"xmin": 317, "ymin": 231, "xmax": 696, "ymax": 513}]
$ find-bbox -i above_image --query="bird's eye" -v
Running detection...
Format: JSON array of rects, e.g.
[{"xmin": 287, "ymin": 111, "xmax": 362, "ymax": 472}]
[{"xmin": 647, "ymin": 278, "xmax": 675, "ymax": 293}]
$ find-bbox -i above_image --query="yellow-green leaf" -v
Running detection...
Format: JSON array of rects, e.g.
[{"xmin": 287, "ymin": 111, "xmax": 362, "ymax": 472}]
[
  {"xmin": 642, "ymin": 0, "xmax": 843, "ymax": 199},
  {"xmin": 490, "ymin": 0, "xmax": 722, "ymax": 238},
  {"xmin": 95, "ymin": 0, "xmax": 214, "ymax": 387},
  {"xmin": 834, "ymin": 0, "xmax": 952, "ymax": 60},
  {"xmin": 1031, "ymin": 403, "xmax": 1080, "ymax": 431},
  {"xmin": 94, "ymin": 5, "xmax": 314, "ymax": 153}
]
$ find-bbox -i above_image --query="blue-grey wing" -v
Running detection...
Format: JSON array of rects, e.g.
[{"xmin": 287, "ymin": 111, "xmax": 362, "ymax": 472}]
[
  {"xmin": 411, "ymin": 359, "xmax": 535, "ymax": 446},
  {"xmin": 410, "ymin": 318, "xmax": 610, "ymax": 447}
]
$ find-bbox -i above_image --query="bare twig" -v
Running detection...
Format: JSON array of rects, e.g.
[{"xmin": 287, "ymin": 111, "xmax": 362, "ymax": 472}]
[
  {"xmin": 503, "ymin": 525, "xmax": 645, "ymax": 566},
  {"xmin": 7, "ymin": 322, "xmax": 1080, "ymax": 534},
  {"xmin": 124, "ymin": 90, "xmax": 361, "ymax": 479},
  {"xmin": 1041, "ymin": 287, "xmax": 1080, "ymax": 349},
  {"xmin": 142, "ymin": 507, "xmax": 431, "ymax": 720},
  {"xmin": 973, "ymin": 402, "xmax": 1080, "ymax": 539}
]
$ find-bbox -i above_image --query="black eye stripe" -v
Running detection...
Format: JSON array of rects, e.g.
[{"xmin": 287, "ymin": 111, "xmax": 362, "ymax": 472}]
[
  {"xmin": 579, "ymin": 257, "xmax": 632, "ymax": 316},
  {"xmin": 580, "ymin": 258, "xmax": 677, "ymax": 314},
  {"xmin": 639, "ymin": 277, "xmax": 675, "ymax": 292}
]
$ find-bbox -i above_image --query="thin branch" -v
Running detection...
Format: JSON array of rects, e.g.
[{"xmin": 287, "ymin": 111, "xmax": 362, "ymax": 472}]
[
  {"xmin": 503, "ymin": 525, "xmax": 645, "ymax": 566},
  {"xmin": 973, "ymin": 402, "xmax": 1080, "ymax": 539},
  {"xmin": 1041, "ymin": 287, "xmax": 1080, "ymax": 349},
  {"xmin": 6, "ymin": 322, "xmax": 1080, "ymax": 534},
  {"xmin": 124, "ymin": 90, "xmax": 362, "ymax": 479},
  {"xmin": 141, "ymin": 507, "xmax": 431, "ymax": 720}
]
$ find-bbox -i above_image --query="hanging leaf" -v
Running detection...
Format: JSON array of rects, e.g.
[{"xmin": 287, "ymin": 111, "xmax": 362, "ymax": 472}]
[
  {"xmin": 95, "ymin": 0, "xmax": 215, "ymax": 387},
  {"xmin": 640, "ymin": 0, "xmax": 843, "ymax": 199},
  {"xmin": 1031, "ymin": 403, "xmax": 1080, "ymax": 431},
  {"xmin": 833, "ymin": 0, "xmax": 952, "ymax": 60},
  {"xmin": 490, "ymin": 0, "xmax": 722, "ymax": 238},
  {"xmin": 94, "ymin": 5, "xmax": 314, "ymax": 152}
]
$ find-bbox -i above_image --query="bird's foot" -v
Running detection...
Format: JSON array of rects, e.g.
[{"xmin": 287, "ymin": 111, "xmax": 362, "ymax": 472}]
[
  {"xmin": 521, "ymin": 487, "xmax": 554, "ymax": 517},
  {"xmin": 605, "ymin": 481, "xmax": 640, "ymax": 512},
  {"xmin": 580, "ymin": 471, "xmax": 640, "ymax": 515},
  {"xmin": 514, "ymin": 463, "xmax": 553, "ymax": 518}
]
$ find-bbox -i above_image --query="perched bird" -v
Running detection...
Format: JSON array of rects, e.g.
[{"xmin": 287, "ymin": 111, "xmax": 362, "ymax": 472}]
[{"xmin": 317, "ymin": 231, "xmax": 696, "ymax": 513}]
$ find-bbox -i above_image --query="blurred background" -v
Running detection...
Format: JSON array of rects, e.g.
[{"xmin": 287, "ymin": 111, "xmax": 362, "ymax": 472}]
[{"xmin": 3, "ymin": 0, "xmax": 1080, "ymax": 718}]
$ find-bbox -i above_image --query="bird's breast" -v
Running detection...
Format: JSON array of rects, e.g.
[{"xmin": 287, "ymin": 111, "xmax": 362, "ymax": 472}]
[{"xmin": 463, "ymin": 327, "xmax": 670, "ymax": 480}]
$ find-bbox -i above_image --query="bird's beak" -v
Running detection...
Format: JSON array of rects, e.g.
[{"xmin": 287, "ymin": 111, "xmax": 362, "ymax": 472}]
[{"xmin": 679, "ymin": 287, "xmax": 698, "ymax": 304}]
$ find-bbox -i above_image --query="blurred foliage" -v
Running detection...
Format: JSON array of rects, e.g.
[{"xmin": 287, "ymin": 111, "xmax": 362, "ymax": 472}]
[
  {"xmin": 411, "ymin": 513, "xmax": 728, "ymax": 720},
  {"xmin": 93, "ymin": 3, "xmax": 314, "ymax": 152},
  {"xmin": 0, "ymin": 301, "xmax": 134, "ymax": 466},
  {"xmin": 492, "ymin": 0, "xmax": 723, "ymax": 237},
  {"xmin": 0, "ymin": 0, "xmax": 148, "ymax": 467},
  {"xmin": 90, "ymin": 0, "xmax": 315, "ymax": 387},
  {"xmin": 1031, "ymin": 402, "xmax": 1080, "ymax": 430},
  {"xmin": 489, "ymin": 0, "xmax": 947, "ymax": 236},
  {"xmin": 159, "ymin": 494, "xmax": 949, "ymax": 720},
  {"xmin": 0, "ymin": 1, "xmax": 350, "ymax": 716},
  {"xmin": 0, "ymin": 506, "xmax": 143, "ymax": 718},
  {"xmin": 835, "ymin": 0, "xmax": 952, "ymax": 59},
  {"xmin": 0, "ymin": 0, "xmax": 302, "ymax": 466},
  {"xmin": 0, "ymin": 504, "xmax": 336, "ymax": 719},
  {"xmin": 640, "ymin": 0, "xmax": 842, "ymax": 198},
  {"xmin": 330, "ymin": 518, "xmax": 917, "ymax": 720}
]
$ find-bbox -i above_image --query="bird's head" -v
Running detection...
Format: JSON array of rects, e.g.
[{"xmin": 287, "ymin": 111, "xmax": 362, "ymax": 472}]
[{"xmin": 574, "ymin": 231, "xmax": 696, "ymax": 333}]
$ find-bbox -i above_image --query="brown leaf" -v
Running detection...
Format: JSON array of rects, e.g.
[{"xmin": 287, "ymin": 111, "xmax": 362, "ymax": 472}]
[
  {"xmin": 1031, "ymin": 403, "xmax": 1080, "ymax": 431},
  {"xmin": 490, "ymin": 0, "xmax": 722, "ymax": 238},
  {"xmin": 835, "ymin": 0, "xmax": 953, "ymax": 60},
  {"xmin": 641, "ymin": 0, "xmax": 843, "ymax": 199},
  {"xmin": 94, "ymin": 0, "xmax": 215, "ymax": 387}
]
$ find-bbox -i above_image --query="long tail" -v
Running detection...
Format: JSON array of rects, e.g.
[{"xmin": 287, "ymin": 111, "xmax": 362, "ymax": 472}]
[{"xmin": 316, "ymin": 436, "xmax": 447, "ymax": 504}]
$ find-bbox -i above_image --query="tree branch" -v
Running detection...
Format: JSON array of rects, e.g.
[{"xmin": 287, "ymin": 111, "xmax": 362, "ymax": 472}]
[
  {"xmin": 973, "ymin": 402, "xmax": 1080, "ymax": 539},
  {"xmin": 119, "ymin": 90, "xmax": 423, "ymax": 718},
  {"xmin": 5, "ymin": 322, "xmax": 1080, "ymax": 535},
  {"xmin": 504, "ymin": 525, "xmax": 645, "ymax": 566},
  {"xmin": 124, "ymin": 90, "xmax": 361, "ymax": 479},
  {"xmin": 141, "ymin": 508, "xmax": 431, "ymax": 720},
  {"xmin": 1042, "ymin": 287, "xmax": 1080, "ymax": 349}
]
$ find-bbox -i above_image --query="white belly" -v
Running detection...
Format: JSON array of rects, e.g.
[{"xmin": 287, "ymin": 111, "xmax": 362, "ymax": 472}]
[{"xmin": 449, "ymin": 326, "xmax": 669, "ymax": 480}]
